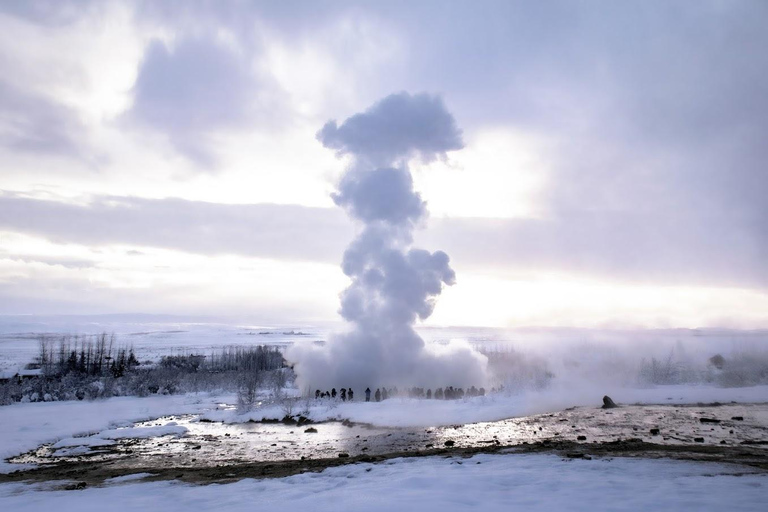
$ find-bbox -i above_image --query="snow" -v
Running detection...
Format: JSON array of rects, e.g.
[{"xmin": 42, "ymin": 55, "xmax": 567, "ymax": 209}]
[
  {"xmin": 0, "ymin": 393, "xmax": 233, "ymax": 473},
  {"xmin": 203, "ymin": 384, "xmax": 768, "ymax": 428},
  {"xmin": 53, "ymin": 437, "xmax": 116, "ymax": 449},
  {"xmin": 99, "ymin": 424, "xmax": 188, "ymax": 440},
  {"xmin": 1, "ymin": 453, "xmax": 765, "ymax": 511},
  {"xmin": 104, "ymin": 473, "xmax": 154, "ymax": 484},
  {"xmin": 48, "ymin": 424, "xmax": 189, "ymax": 452}
]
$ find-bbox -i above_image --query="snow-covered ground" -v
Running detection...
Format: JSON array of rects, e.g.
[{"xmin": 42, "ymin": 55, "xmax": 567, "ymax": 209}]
[
  {"xmin": 3, "ymin": 383, "xmax": 767, "ymax": 475},
  {"xmin": 1, "ymin": 453, "xmax": 765, "ymax": 511},
  {"xmin": 0, "ymin": 393, "xmax": 234, "ymax": 473}
]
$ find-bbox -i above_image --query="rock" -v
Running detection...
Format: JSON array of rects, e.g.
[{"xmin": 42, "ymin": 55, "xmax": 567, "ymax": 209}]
[
  {"xmin": 699, "ymin": 418, "xmax": 721, "ymax": 424},
  {"xmin": 338, "ymin": 453, "xmax": 349, "ymax": 458},
  {"xmin": 65, "ymin": 482, "xmax": 87, "ymax": 491},
  {"xmin": 577, "ymin": 435, "xmax": 587, "ymax": 441},
  {"xmin": 694, "ymin": 437, "xmax": 705, "ymax": 443},
  {"xmin": 566, "ymin": 453, "xmax": 585, "ymax": 458},
  {"xmin": 650, "ymin": 428, "xmax": 660, "ymax": 435},
  {"xmin": 304, "ymin": 427, "xmax": 318, "ymax": 433},
  {"xmin": 731, "ymin": 416, "xmax": 744, "ymax": 421},
  {"xmin": 444, "ymin": 440, "xmax": 455, "ymax": 447},
  {"xmin": 602, "ymin": 396, "xmax": 618, "ymax": 409},
  {"xmin": 425, "ymin": 444, "xmax": 434, "ymax": 448}
]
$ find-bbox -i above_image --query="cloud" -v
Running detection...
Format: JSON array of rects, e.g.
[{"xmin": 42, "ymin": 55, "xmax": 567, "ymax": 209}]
[
  {"xmin": 128, "ymin": 37, "xmax": 257, "ymax": 166},
  {"xmin": 0, "ymin": 81, "xmax": 84, "ymax": 157},
  {"xmin": 0, "ymin": 192, "xmax": 765, "ymax": 290},
  {"xmin": 317, "ymin": 91, "xmax": 464, "ymax": 166},
  {"xmin": 0, "ymin": 193, "xmax": 352, "ymax": 263}
]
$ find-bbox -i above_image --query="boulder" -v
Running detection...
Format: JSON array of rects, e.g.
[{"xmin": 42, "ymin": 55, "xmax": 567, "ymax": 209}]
[{"xmin": 602, "ymin": 396, "xmax": 618, "ymax": 409}]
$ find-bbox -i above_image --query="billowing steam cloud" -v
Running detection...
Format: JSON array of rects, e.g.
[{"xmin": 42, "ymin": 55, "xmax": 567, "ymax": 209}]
[{"xmin": 287, "ymin": 92, "xmax": 488, "ymax": 391}]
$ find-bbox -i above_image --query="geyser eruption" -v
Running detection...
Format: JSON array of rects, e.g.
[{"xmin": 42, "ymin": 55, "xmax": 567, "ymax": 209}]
[{"xmin": 287, "ymin": 92, "xmax": 488, "ymax": 391}]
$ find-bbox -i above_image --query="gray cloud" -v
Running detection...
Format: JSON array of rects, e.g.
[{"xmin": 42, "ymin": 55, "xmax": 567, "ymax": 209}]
[
  {"xmin": 0, "ymin": 81, "xmax": 84, "ymax": 157},
  {"xmin": 0, "ymin": 193, "xmax": 352, "ymax": 263},
  {"xmin": 128, "ymin": 38, "xmax": 257, "ymax": 167},
  {"xmin": 1, "ymin": 193, "xmax": 766, "ymax": 289}
]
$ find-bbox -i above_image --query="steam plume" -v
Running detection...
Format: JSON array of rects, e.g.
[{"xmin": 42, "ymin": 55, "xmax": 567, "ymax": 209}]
[{"xmin": 287, "ymin": 92, "xmax": 488, "ymax": 390}]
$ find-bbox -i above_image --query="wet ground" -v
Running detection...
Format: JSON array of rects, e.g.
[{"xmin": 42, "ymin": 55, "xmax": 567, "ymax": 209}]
[{"xmin": 3, "ymin": 402, "xmax": 767, "ymax": 486}]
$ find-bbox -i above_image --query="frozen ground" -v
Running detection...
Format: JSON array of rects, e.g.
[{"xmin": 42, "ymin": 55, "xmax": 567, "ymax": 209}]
[{"xmin": 1, "ymin": 453, "xmax": 766, "ymax": 512}]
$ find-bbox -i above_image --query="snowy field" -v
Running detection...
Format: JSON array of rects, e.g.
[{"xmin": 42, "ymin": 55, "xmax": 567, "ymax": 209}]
[
  {"xmin": 3, "ymin": 384, "xmax": 767, "ymax": 474},
  {"xmin": 1, "ymin": 453, "xmax": 766, "ymax": 511},
  {"xmin": 2, "ymin": 316, "xmax": 767, "ymax": 510}
]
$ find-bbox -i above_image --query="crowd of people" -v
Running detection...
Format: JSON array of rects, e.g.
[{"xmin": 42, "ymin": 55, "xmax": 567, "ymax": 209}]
[{"xmin": 313, "ymin": 385, "xmax": 489, "ymax": 402}]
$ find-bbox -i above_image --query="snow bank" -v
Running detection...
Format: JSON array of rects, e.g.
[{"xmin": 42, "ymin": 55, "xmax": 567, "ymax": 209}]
[{"xmin": 1, "ymin": 454, "xmax": 766, "ymax": 511}]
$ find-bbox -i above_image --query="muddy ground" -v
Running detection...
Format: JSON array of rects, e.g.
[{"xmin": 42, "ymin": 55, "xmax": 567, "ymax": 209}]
[{"xmin": 2, "ymin": 402, "xmax": 767, "ymax": 488}]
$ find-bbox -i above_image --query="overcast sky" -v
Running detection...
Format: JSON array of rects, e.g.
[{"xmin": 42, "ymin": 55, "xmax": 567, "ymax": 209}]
[{"xmin": 1, "ymin": 0, "xmax": 767, "ymax": 328}]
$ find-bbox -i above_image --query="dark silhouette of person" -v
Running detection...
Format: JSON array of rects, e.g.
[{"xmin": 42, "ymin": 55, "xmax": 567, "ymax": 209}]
[
  {"xmin": 331, "ymin": 388, "xmax": 337, "ymax": 398},
  {"xmin": 374, "ymin": 388, "xmax": 381, "ymax": 402},
  {"xmin": 348, "ymin": 388, "xmax": 354, "ymax": 401},
  {"xmin": 315, "ymin": 389, "xmax": 320, "ymax": 399},
  {"xmin": 340, "ymin": 388, "xmax": 347, "ymax": 401},
  {"xmin": 365, "ymin": 387, "xmax": 371, "ymax": 402}
]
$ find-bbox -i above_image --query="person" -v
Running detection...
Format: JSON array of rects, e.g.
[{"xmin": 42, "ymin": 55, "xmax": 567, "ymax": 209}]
[
  {"xmin": 340, "ymin": 388, "xmax": 347, "ymax": 401},
  {"xmin": 331, "ymin": 388, "xmax": 337, "ymax": 398},
  {"xmin": 365, "ymin": 387, "xmax": 371, "ymax": 402},
  {"xmin": 348, "ymin": 388, "xmax": 354, "ymax": 401},
  {"xmin": 315, "ymin": 389, "xmax": 321, "ymax": 399},
  {"xmin": 374, "ymin": 388, "xmax": 381, "ymax": 402}
]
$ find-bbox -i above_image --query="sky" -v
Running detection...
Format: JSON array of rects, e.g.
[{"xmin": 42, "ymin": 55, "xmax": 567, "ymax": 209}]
[{"xmin": 0, "ymin": 0, "xmax": 767, "ymax": 329}]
